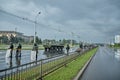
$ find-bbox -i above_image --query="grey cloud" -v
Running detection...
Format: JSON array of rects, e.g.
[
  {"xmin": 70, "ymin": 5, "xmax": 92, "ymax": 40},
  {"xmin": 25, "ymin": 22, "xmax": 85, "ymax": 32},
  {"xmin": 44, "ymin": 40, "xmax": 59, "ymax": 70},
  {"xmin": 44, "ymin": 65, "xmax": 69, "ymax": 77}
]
[{"xmin": 0, "ymin": 0, "xmax": 120, "ymax": 43}]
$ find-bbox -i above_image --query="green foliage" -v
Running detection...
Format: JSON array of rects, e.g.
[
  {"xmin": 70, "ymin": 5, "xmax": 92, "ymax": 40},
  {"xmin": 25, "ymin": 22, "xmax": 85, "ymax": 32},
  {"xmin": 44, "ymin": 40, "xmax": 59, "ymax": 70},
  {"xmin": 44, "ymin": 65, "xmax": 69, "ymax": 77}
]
[
  {"xmin": 31, "ymin": 36, "xmax": 42, "ymax": 44},
  {"xmin": 0, "ymin": 35, "xmax": 25, "ymax": 44},
  {"xmin": 36, "ymin": 36, "xmax": 42, "ymax": 44},
  {"xmin": 0, "ymin": 35, "xmax": 9, "ymax": 44},
  {"xmin": 62, "ymin": 39, "xmax": 70, "ymax": 45},
  {"xmin": 114, "ymin": 43, "xmax": 120, "ymax": 47},
  {"xmin": 110, "ymin": 43, "xmax": 120, "ymax": 48}
]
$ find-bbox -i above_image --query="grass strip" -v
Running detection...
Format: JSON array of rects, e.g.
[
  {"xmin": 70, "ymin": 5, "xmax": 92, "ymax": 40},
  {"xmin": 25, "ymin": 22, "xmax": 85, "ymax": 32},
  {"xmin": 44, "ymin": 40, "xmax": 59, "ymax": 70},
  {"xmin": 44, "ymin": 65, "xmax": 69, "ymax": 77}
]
[
  {"xmin": 44, "ymin": 48, "xmax": 98, "ymax": 80},
  {"xmin": 0, "ymin": 44, "xmax": 44, "ymax": 50},
  {"xmin": 4, "ymin": 54, "xmax": 76, "ymax": 80}
]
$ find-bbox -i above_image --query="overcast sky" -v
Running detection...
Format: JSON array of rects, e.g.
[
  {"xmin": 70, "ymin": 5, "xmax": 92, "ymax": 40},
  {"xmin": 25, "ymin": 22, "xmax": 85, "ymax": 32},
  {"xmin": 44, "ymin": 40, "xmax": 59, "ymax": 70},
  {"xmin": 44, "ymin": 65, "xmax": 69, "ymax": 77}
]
[{"xmin": 0, "ymin": 0, "xmax": 120, "ymax": 43}]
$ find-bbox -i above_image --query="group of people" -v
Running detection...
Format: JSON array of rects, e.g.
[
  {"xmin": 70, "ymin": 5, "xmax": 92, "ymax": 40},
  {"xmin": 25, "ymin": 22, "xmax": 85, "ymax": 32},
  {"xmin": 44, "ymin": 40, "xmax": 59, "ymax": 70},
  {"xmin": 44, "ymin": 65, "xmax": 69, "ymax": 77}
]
[
  {"xmin": 6, "ymin": 42, "xmax": 39, "ymax": 68},
  {"xmin": 8, "ymin": 42, "xmax": 38, "ymax": 59},
  {"xmin": 8, "ymin": 42, "xmax": 22, "ymax": 58},
  {"xmin": 8, "ymin": 42, "xmax": 70, "ymax": 59}
]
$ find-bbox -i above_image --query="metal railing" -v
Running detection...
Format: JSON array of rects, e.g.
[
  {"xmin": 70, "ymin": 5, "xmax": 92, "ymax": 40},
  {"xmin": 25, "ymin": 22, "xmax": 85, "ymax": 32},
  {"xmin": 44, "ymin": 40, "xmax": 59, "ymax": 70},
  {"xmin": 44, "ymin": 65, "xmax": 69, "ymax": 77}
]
[{"xmin": 0, "ymin": 48, "xmax": 92, "ymax": 80}]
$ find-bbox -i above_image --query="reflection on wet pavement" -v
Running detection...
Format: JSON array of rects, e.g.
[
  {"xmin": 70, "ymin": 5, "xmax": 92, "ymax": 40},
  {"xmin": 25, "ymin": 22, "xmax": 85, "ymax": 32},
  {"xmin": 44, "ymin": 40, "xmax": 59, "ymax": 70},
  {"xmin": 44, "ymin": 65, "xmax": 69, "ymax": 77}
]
[
  {"xmin": 81, "ymin": 47, "xmax": 120, "ymax": 80},
  {"xmin": 0, "ymin": 47, "xmax": 77, "ymax": 70},
  {"xmin": 114, "ymin": 49, "xmax": 120, "ymax": 61}
]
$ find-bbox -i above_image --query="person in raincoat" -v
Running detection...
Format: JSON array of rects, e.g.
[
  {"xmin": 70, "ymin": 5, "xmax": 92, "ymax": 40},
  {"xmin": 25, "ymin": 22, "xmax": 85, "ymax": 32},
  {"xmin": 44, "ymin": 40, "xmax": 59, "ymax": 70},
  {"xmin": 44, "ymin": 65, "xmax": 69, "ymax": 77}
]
[
  {"xmin": 66, "ymin": 44, "xmax": 70, "ymax": 55},
  {"xmin": 32, "ymin": 43, "xmax": 38, "ymax": 60},
  {"xmin": 16, "ymin": 43, "xmax": 22, "ymax": 57},
  {"xmin": 9, "ymin": 42, "xmax": 14, "ymax": 58}
]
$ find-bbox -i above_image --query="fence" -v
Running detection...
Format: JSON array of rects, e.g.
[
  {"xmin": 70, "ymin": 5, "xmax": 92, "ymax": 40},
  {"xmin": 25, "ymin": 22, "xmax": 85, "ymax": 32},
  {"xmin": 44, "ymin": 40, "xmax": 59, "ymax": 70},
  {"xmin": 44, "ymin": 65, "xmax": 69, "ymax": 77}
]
[{"xmin": 0, "ymin": 48, "xmax": 91, "ymax": 80}]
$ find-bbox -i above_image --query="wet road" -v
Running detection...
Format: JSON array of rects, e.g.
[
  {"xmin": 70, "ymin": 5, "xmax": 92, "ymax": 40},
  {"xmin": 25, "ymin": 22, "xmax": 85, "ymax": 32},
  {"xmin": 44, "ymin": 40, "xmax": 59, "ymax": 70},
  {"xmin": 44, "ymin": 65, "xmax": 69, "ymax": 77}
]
[
  {"xmin": 0, "ymin": 47, "xmax": 77, "ymax": 70},
  {"xmin": 80, "ymin": 46, "xmax": 120, "ymax": 80},
  {"xmin": 0, "ymin": 50, "xmax": 46, "ymax": 70}
]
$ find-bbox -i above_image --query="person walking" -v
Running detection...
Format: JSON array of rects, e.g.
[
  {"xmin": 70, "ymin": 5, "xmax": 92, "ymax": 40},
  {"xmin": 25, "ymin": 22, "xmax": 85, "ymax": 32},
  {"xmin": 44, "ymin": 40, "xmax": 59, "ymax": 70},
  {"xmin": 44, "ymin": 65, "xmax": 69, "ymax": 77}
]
[
  {"xmin": 16, "ymin": 43, "xmax": 22, "ymax": 57},
  {"xmin": 79, "ymin": 43, "xmax": 83, "ymax": 49},
  {"xmin": 66, "ymin": 44, "xmax": 70, "ymax": 55},
  {"xmin": 32, "ymin": 43, "xmax": 38, "ymax": 61},
  {"xmin": 9, "ymin": 42, "xmax": 14, "ymax": 58}
]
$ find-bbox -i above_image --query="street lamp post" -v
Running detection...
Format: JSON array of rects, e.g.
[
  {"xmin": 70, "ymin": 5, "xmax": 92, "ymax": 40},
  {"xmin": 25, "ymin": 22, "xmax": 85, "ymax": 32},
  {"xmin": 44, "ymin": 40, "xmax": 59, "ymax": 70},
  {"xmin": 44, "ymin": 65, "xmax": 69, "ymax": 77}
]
[
  {"xmin": 71, "ymin": 32, "xmax": 74, "ymax": 46},
  {"xmin": 34, "ymin": 12, "xmax": 41, "ymax": 43},
  {"xmin": 71, "ymin": 32, "xmax": 74, "ymax": 52},
  {"xmin": 31, "ymin": 12, "xmax": 41, "ymax": 62},
  {"xmin": 77, "ymin": 35, "xmax": 80, "ymax": 44}
]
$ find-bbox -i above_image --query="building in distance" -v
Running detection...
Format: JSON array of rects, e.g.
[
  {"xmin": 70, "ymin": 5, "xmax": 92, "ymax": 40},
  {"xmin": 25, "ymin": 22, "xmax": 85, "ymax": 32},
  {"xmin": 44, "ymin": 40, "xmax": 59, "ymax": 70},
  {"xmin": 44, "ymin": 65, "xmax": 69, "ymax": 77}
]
[
  {"xmin": 0, "ymin": 31, "xmax": 33, "ymax": 43},
  {"xmin": 115, "ymin": 35, "xmax": 120, "ymax": 44}
]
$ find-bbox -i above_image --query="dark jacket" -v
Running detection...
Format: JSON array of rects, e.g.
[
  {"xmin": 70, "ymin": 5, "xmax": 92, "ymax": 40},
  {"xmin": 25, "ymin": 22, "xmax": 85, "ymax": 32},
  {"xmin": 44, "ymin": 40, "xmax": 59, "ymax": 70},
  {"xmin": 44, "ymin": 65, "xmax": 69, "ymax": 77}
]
[
  {"xmin": 32, "ymin": 43, "xmax": 38, "ymax": 53},
  {"xmin": 17, "ymin": 44, "xmax": 22, "ymax": 49},
  {"xmin": 9, "ymin": 43, "xmax": 14, "ymax": 49},
  {"xmin": 66, "ymin": 45, "xmax": 70, "ymax": 50}
]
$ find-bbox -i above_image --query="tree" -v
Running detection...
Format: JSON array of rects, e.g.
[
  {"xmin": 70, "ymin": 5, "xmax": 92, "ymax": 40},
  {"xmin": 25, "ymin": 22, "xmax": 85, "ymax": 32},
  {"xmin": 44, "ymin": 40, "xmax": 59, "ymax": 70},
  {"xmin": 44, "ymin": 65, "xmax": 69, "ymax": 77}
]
[
  {"xmin": 31, "ymin": 36, "xmax": 42, "ymax": 44},
  {"xmin": 0, "ymin": 35, "xmax": 9, "ymax": 44},
  {"xmin": 62, "ymin": 39, "xmax": 66, "ymax": 45},
  {"xmin": 9, "ymin": 34, "xmax": 15, "ymax": 43},
  {"xmin": 39, "ymin": 38, "xmax": 42, "ymax": 44},
  {"xmin": 17, "ymin": 37, "xmax": 24, "ymax": 43},
  {"xmin": 36, "ymin": 36, "xmax": 42, "ymax": 44}
]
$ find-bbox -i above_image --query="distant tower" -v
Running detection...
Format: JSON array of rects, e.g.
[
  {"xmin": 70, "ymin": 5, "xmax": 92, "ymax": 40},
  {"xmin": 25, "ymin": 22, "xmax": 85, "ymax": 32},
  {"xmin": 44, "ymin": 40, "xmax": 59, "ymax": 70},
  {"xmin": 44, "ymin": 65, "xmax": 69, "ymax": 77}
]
[{"xmin": 115, "ymin": 35, "xmax": 120, "ymax": 44}]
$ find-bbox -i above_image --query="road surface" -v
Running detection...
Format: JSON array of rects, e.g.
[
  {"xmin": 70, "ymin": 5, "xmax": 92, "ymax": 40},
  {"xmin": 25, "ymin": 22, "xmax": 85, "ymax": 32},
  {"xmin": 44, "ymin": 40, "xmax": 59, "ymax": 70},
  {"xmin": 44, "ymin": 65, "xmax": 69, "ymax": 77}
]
[
  {"xmin": 0, "ymin": 47, "xmax": 78, "ymax": 70},
  {"xmin": 80, "ymin": 46, "xmax": 120, "ymax": 80}
]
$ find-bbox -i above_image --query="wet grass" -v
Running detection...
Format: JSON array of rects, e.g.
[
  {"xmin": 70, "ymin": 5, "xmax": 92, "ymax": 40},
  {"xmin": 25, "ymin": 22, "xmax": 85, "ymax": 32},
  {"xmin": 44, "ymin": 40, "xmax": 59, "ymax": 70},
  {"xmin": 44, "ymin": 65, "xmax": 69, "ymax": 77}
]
[
  {"xmin": 43, "ymin": 48, "xmax": 98, "ymax": 80},
  {"xmin": 0, "ymin": 44, "xmax": 44, "ymax": 50}
]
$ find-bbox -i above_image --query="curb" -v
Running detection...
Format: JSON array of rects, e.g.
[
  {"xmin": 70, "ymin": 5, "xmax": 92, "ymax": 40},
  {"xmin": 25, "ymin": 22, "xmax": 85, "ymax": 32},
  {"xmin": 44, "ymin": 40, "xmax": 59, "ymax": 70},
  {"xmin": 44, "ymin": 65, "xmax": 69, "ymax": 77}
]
[{"xmin": 73, "ymin": 52, "xmax": 96, "ymax": 80}]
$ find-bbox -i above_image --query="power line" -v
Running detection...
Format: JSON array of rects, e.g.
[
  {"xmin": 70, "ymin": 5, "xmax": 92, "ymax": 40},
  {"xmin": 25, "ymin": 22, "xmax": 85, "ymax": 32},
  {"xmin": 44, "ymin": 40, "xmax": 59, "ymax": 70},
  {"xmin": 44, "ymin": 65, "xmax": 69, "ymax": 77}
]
[
  {"xmin": 0, "ymin": 9, "xmax": 62, "ymax": 31},
  {"xmin": 0, "ymin": 9, "xmax": 80, "ymax": 38}
]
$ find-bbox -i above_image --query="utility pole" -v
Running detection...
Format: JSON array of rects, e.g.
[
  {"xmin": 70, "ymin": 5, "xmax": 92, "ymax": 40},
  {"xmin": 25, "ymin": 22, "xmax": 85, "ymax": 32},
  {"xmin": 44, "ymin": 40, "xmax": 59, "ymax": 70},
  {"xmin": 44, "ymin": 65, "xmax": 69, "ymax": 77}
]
[
  {"xmin": 34, "ymin": 12, "xmax": 41, "ymax": 44},
  {"xmin": 15, "ymin": 27, "xmax": 17, "ymax": 46},
  {"xmin": 71, "ymin": 32, "xmax": 74, "ymax": 47},
  {"xmin": 31, "ymin": 11, "xmax": 41, "ymax": 62}
]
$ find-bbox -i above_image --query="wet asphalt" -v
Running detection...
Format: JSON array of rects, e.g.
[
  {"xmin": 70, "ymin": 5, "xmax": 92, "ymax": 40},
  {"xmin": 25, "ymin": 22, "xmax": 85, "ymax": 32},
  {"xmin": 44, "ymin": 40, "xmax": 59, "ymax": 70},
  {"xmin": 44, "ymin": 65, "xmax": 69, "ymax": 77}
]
[
  {"xmin": 0, "ymin": 47, "xmax": 77, "ymax": 70},
  {"xmin": 80, "ymin": 46, "xmax": 120, "ymax": 80}
]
